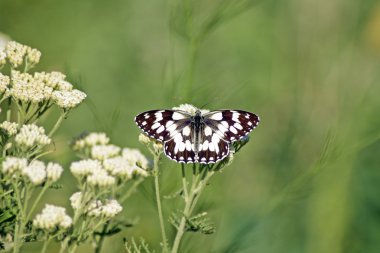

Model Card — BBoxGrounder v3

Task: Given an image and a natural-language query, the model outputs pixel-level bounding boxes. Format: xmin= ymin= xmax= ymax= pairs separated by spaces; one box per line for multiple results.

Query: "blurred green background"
xmin=1 ymin=0 xmax=380 ymax=252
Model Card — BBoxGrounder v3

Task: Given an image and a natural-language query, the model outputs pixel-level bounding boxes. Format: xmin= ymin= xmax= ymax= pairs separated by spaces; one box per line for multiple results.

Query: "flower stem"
xmin=48 ymin=111 xmax=68 ymax=138
xmin=153 ymin=155 xmax=169 ymax=253
xmin=26 ymin=183 xmax=49 ymax=221
xmin=41 ymin=237 xmax=51 ymax=253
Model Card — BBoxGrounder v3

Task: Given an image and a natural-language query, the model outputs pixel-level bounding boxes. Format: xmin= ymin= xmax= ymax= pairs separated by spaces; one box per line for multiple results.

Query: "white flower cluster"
xmin=0 ymin=73 xmax=10 ymax=92
xmin=0 ymin=41 xmax=87 ymax=108
xmin=10 ymin=70 xmax=53 ymax=103
xmin=33 ymin=204 xmax=72 ymax=230
xmin=2 ymin=41 xmax=41 ymax=68
xmin=26 ymin=47 xmax=41 ymax=65
xmin=22 ymin=160 xmax=46 ymax=185
xmin=91 ymin=144 xmax=121 ymax=160
xmin=22 ymin=160 xmax=63 ymax=185
xmin=1 ymin=156 xmax=27 ymax=174
xmin=70 ymin=159 xmax=102 ymax=177
xmin=87 ymin=169 xmax=116 ymax=187
xmin=70 ymin=192 xmax=122 ymax=218
xmin=122 ymin=148 xmax=150 ymax=169
xmin=172 ymin=104 xmax=210 ymax=115
xmin=103 ymin=155 xmax=148 ymax=178
xmin=70 ymin=133 xmax=150 ymax=186
xmin=1 ymin=157 xmax=63 ymax=184
xmin=71 ymin=132 xmax=110 ymax=151
xmin=70 ymin=159 xmax=116 ymax=187
xmin=15 ymin=124 xmax=51 ymax=148
xmin=52 ymin=89 xmax=86 ymax=109
xmin=5 ymin=41 xmax=28 ymax=68
xmin=0 ymin=49 xmax=6 ymax=67
xmin=0 ymin=121 xmax=19 ymax=136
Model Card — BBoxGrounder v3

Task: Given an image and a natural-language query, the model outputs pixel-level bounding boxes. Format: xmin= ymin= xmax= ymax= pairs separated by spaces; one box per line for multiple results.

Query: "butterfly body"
xmin=135 ymin=108 xmax=259 ymax=164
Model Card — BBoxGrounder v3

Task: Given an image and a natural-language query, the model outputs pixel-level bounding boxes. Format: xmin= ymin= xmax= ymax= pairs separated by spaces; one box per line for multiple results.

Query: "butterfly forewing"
xmin=203 ymin=110 xmax=259 ymax=142
xmin=135 ymin=110 xmax=191 ymax=142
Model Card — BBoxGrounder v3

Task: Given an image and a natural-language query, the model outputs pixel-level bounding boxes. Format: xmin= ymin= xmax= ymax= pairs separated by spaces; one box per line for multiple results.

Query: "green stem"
xmin=94 ymin=222 xmax=109 ymax=253
xmin=171 ymin=165 xmax=202 ymax=253
xmin=119 ymin=177 xmax=144 ymax=203
xmin=41 ymin=237 xmax=52 ymax=253
xmin=153 ymin=155 xmax=169 ymax=253
xmin=181 ymin=164 xmax=188 ymax=200
xmin=26 ymin=183 xmax=49 ymax=221
xmin=48 ymin=111 xmax=68 ymax=138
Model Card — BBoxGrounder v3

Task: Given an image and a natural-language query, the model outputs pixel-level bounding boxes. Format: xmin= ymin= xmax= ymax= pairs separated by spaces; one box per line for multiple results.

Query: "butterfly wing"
xmin=135 ymin=110 xmax=191 ymax=142
xmin=163 ymin=125 xmax=197 ymax=163
xmin=203 ymin=110 xmax=259 ymax=142
xmin=197 ymin=127 xmax=230 ymax=164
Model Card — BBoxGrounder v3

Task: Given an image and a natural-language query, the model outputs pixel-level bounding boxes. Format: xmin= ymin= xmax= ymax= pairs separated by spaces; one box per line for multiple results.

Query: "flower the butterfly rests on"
xmin=135 ymin=104 xmax=260 ymax=164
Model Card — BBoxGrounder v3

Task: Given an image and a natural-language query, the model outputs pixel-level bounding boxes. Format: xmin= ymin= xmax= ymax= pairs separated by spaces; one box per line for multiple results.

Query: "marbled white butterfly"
xmin=135 ymin=108 xmax=259 ymax=164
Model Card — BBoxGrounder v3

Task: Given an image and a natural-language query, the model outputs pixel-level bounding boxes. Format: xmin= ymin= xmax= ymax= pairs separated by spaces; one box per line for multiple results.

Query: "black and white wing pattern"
xmin=203 ymin=110 xmax=259 ymax=142
xmin=197 ymin=125 xmax=230 ymax=164
xmin=134 ymin=110 xmax=191 ymax=142
xmin=135 ymin=109 xmax=260 ymax=164
xmin=196 ymin=110 xmax=259 ymax=163
xmin=163 ymin=127 xmax=197 ymax=163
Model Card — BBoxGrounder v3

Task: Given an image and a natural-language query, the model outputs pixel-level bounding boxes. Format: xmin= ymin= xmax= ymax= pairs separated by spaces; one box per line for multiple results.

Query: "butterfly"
xmin=135 ymin=108 xmax=260 ymax=164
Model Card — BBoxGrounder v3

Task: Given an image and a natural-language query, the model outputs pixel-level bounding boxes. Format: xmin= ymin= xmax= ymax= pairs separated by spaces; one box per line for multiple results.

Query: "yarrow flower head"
xmin=100 ymin=199 xmax=123 ymax=218
xmin=85 ymin=199 xmax=122 ymax=218
xmin=46 ymin=162 xmax=63 ymax=182
xmin=122 ymin=148 xmax=150 ymax=169
xmin=91 ymin=144 xmax=121 ymax=160
xmin=22 ymin=160 xmax=46 ymax=185
xmin=33 ymin=204 xmax=72 ymax=230
xmin=26 ymin=47 xmax=41 ymax=65
xmin=52 ymin=89 xmax=86 ymax=110
xmin=70 ymin=159 xmax=102 ymax=177
xmin=71 ymin=132 xmax=110 ymax=151
xmin=86 ymin=169 xmax=116 ymax=187
xmin=69 ymin=192 xmax=83 ymax=210
xmin=0 ymin=73 xmax=10 ymax=92
xmin=5 ymin=41 xmax=27 ymax=68
xmin=0 ymin=121 xmax=18 ymax=136
xmin=172 ymin=104 xmax=209 ymax=115
xmin=15 ymin=124 xmax=51 ymax=148
xmin=0 ymin=49 xmax=6 ymax=67
xmin=103 ymin=156 xmax=148 ymax=178
xmin=2 ymin=157 xmax=27 ymax=174
xmin=10 ymin=70 xmax=53 ymax=103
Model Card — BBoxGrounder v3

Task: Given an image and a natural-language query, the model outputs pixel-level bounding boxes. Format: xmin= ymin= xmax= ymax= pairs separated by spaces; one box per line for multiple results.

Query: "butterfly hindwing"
xmin=203 ymin=110 xmax=259 ymax=142
xmin=135 ymin=110 xmax=191 ymax=142
xmin=164 ymin=125 xmax=197 ymax=163
xmin=197 ymin=127 xmax=230 ymax=164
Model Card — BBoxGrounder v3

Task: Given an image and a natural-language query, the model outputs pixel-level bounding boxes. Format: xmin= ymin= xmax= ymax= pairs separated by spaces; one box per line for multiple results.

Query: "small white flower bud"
xmin=0 ymin=121 xmax=18 ymax=136
xmin=69 ymin=192 xmax=83 ymax=210
xmin=70 ymin=159 xmax=102 ymax=177
xmin=52 ymin=89 xmax=86 ymax=109
xmin=26 ymin=47 xmax=41 ymax=65
xmin=0 ymin=73 xmax=10 ymax=93
xmin=122 ymin=148 xmax=150 ymax=169
xmin=86 ymin=169 xmax=116 ymax=187
xmin=138 ymin=133 xmax=151 ymax=145
xmin=15 ymin=124 xmax=51 ymax=148
xmin=2 ymin=157 xmax=27 ymax=174
xmin=33 ymin=204 xmax=72 ymax=230
xmin=5 ymin=41 xmax=27 ymax=68
xmin=22 ymin=160 xmax=46 ymax=185
xmin=101 ymin=199 xmax=122 ymax=218
xmin=91 ymin=144 xmax=121 ymax=160
xmin=46 ymin=162 xmax=63 ymax=182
